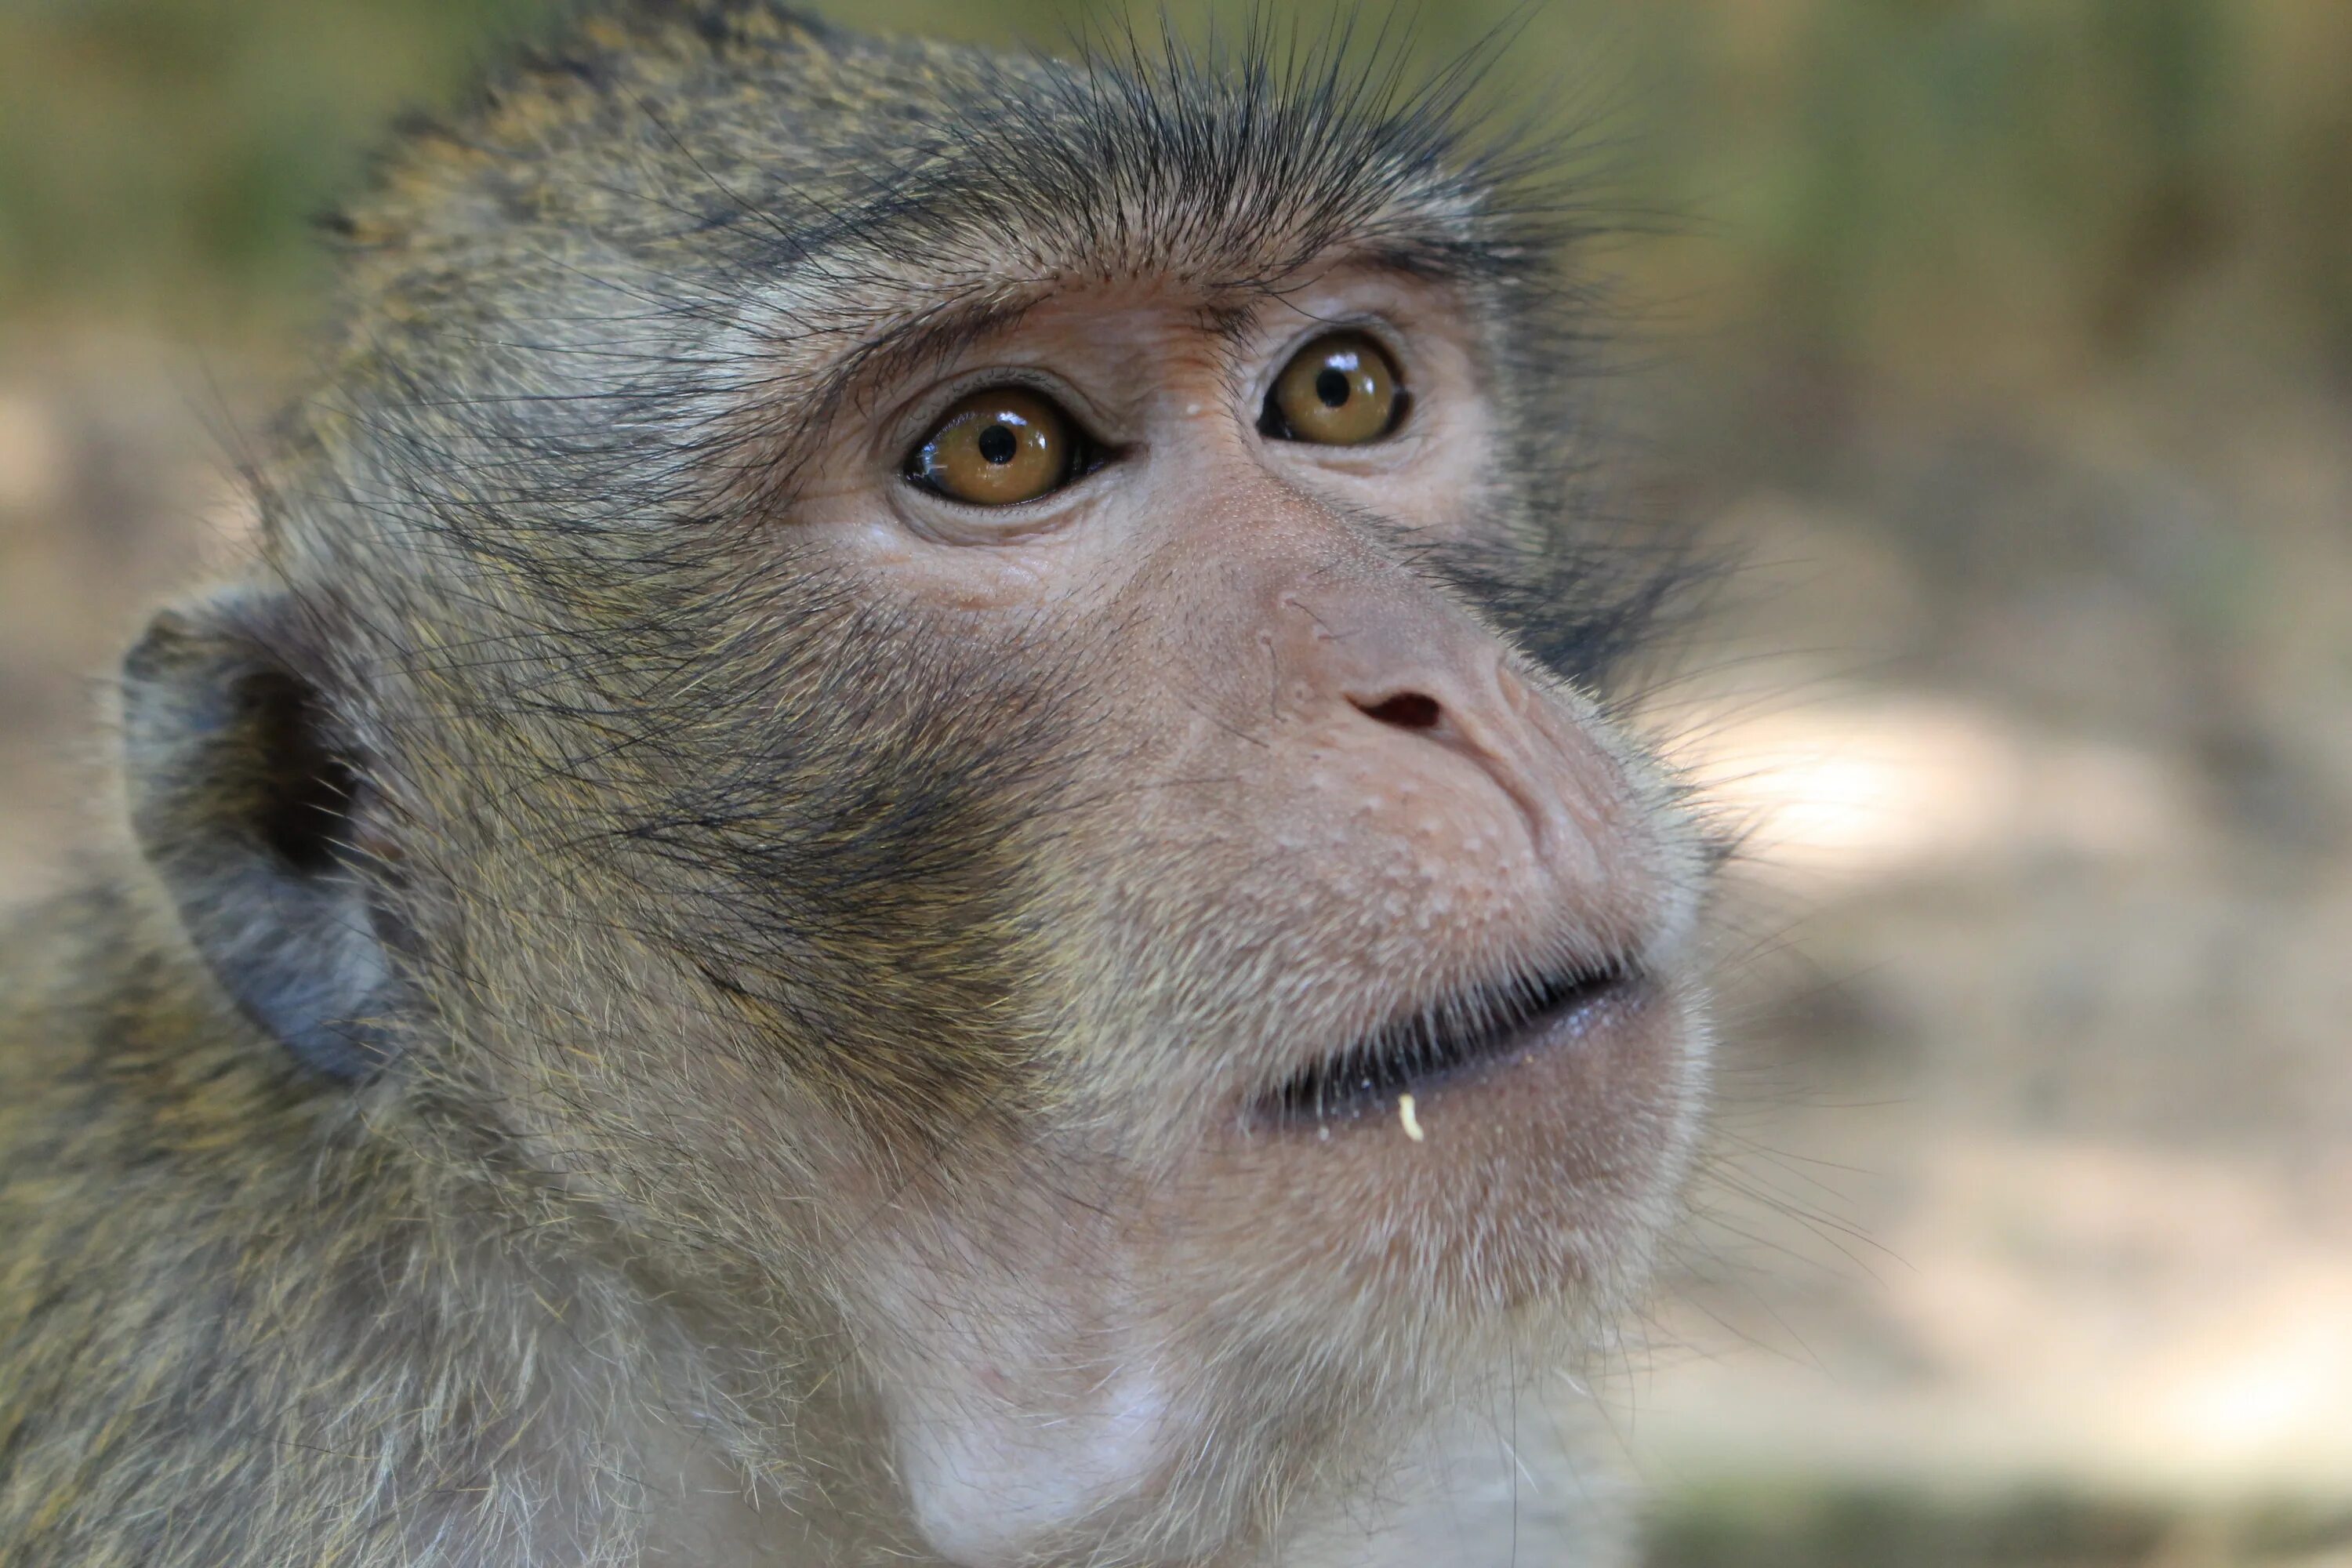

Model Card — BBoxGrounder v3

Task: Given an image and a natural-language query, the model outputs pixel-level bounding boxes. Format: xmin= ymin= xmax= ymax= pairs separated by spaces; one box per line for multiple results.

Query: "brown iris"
xmin=908 ymin=387 xmax=1081 ymax=506
xmin=1265 ymin=332 xmax=1405 ymax=445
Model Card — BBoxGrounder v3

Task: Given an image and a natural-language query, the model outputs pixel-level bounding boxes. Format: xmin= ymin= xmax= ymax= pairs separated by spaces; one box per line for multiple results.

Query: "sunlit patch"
xmin=1673 ymin=696 xmax=2190 ymax=882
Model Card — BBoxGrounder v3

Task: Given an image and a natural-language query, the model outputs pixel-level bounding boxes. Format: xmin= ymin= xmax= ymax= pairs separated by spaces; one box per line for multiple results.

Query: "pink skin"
xmin=732 ymin=266 xmax=1708 ymax=1564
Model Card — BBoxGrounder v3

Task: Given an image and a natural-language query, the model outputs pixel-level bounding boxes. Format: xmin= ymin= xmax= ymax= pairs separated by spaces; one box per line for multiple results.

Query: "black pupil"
xmin=976 ymin=423 xmax=1018 ymax=465
xmin=1315 ymin=366 xmax=1352 ymax=408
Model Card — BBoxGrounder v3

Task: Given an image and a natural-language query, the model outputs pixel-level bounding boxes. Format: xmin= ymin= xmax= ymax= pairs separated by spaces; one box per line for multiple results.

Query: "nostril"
xmin=1353 ymin=691 xmax=1443 ymax=732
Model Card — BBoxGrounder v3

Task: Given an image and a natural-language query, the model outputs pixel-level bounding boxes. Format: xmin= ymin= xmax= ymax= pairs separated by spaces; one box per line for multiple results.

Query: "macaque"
xmin=0 ymin=5 xmax=1713 ymax=1563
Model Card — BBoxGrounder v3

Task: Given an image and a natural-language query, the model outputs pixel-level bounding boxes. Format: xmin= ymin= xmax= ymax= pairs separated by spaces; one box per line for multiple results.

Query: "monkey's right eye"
xmin=905 ymin=387 xmax=1091 ymax=506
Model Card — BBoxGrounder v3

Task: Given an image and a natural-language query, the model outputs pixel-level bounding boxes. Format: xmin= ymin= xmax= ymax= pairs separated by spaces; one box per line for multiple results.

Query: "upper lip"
xmin=1256 ymin=959 xmax=1642 ymax=1124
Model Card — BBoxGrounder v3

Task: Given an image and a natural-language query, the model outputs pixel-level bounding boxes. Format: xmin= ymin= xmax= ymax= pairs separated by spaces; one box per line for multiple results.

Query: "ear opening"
xmin=237 ymin=667 xmax=361 ymax=875
xmin=122 ymin=591 xmax=402 ymax=1081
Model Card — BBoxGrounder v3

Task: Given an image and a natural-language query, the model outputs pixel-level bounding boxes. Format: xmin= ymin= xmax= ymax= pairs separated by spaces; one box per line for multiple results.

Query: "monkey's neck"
xmin=1 ymin=877 xmax=1401 ymax=1566
xmin=0 ymin=878 xmax=859 ymax=1565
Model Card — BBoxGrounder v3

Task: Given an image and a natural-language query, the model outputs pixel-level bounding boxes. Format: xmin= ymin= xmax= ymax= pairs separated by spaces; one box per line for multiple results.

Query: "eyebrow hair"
xmin=736 ymin=285 xmax=1051 ymax=503
xmin=810 ymin=289 xmax=1051 ymax=426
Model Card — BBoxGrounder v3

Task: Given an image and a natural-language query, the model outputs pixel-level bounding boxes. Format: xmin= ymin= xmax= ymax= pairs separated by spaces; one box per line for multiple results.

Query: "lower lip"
xmin=1180 ymin=974 xmax=1691 ymax=1304
xmin=1249 ymin=971 xmax=1657 ymax=1134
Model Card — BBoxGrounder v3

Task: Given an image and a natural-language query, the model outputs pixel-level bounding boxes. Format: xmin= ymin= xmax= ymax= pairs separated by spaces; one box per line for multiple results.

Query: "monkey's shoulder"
xmin=0 ymin=877 xmax=608 ymax=1567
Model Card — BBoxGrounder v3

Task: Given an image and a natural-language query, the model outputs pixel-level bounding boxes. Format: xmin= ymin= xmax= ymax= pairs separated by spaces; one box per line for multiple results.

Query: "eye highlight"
xmin=1262 ymin=332 xmax=1406 ymax=446
xmin=906 ymin=387 xmax=1091 ymax=507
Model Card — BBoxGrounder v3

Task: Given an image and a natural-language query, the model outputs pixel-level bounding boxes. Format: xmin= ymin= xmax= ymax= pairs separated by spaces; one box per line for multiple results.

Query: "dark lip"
xmin=1255 ymin=960 xmax=1643 ymax=1126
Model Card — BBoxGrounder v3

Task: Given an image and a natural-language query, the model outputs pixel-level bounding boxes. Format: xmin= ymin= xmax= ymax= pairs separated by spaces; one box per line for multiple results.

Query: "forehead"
xmin=291 ymin=7 xmax=1564 ymax=561
xmin=337 ymin=10 xmax=1523 ymax=325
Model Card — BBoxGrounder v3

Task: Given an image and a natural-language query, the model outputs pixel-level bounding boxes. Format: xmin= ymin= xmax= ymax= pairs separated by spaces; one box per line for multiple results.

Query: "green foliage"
xmin=2 ymin=0 xmax=2346 ymax=375
xmin=0 ymin=0 xmax=544 ymax=324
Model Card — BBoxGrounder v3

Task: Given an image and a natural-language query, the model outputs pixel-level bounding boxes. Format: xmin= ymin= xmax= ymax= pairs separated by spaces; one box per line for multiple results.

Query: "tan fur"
xmin=0 ymin=6 xmax=1714 ymax=1563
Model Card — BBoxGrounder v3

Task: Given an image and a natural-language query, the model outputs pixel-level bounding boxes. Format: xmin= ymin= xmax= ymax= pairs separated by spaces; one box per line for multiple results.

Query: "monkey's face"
xmin=607 ymin=257 xmax=1716 ymax=1451
xmin=775 ymin=265 xmax=1706 ymax=1285
xmin=125 ymin=35 xmax=1719 ymax=1559
xmin=314 ymin=255 xmax=1706 ymax=1555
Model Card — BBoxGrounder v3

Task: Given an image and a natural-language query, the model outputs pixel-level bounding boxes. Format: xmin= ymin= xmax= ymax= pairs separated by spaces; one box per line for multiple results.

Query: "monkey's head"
xmin=119 ymin=7 xmax=1712 ymax=1563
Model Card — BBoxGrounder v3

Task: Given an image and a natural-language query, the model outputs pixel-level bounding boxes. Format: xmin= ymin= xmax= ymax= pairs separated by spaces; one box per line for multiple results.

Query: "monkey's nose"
xmin=1342 ymin=683 xmax=1510 ymax=787
xmin=1341 ymin=666 xmax=1562 ymax=851
xmin=1279 ymin=588 xmax=1628 ymax=877
xmin=1278 ymin=591 xmax=1482 ymax=739
xmin=1348 ymin=689 xmax=1444 ymax=733
xmin=1345 ymin=681 xmax=1516 ymax=803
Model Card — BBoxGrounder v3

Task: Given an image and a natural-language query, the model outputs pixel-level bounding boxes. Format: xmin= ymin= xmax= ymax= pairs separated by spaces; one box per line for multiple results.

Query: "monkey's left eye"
xmin=1261 ymin=332 xmax=1407 ymax=446
xmin=906 ymin=387 xmax=1094 ymax=506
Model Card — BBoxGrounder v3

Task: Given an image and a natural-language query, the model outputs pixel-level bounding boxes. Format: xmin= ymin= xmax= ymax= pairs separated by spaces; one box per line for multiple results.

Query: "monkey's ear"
xmin=122 ymin=592 xmax=403 ymax=1081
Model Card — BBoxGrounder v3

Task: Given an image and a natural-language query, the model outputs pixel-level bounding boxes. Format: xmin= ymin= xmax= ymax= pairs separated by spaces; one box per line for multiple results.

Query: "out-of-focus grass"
xmin=1648 ymin=1485 xmax=2352 ymax=1568
xmin=3 ymin=0 xmax=2350 ymax=386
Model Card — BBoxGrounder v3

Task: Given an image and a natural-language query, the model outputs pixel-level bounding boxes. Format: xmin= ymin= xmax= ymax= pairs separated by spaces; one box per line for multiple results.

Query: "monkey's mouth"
xmin=1258 ymin=962 xmax=1643 ymax=1125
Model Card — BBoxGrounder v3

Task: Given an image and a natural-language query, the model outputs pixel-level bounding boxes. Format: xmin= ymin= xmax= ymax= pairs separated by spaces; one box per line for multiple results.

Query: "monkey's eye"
xmin=906 ymin=387 xmax=1091 ymax=506
xmin=1261 ymin=332 xmax=1406 ymax=446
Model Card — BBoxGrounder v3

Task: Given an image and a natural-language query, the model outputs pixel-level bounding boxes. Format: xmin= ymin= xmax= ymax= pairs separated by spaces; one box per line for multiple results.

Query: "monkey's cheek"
xmin=1181 ymin=978 xmax=1702 ymax=1313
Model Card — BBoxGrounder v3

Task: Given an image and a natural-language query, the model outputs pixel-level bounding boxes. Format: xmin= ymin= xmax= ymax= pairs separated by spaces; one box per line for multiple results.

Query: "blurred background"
xmin=1 ymin=2 xmax=2347 ymax=1563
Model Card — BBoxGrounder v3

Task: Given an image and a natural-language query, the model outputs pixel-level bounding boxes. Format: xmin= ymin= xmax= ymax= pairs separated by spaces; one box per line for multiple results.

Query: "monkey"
xmin=0 ymin=4 xmax=1718 ymax=1564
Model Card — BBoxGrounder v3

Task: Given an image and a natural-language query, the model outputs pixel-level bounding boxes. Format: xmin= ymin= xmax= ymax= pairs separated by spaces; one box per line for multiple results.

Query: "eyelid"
xmin=886 ymin=367 xmax=1115 ymax=463
xmin=891 ymin=454 xmax=1100 ymax=540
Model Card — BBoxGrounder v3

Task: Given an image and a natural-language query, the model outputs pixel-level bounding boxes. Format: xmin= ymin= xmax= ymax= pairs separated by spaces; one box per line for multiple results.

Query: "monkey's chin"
xmin=1189 ymin=966 xmax=1699 ymax=1314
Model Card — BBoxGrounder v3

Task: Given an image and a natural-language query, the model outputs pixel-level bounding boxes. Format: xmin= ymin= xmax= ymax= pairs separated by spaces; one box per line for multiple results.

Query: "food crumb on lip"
xmin=1398 ymin=1093 xmax=1425 ymax=1142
